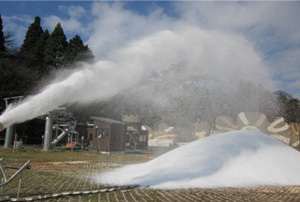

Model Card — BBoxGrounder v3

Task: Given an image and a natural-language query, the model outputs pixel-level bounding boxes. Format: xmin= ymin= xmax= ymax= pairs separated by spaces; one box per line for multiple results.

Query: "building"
xmin=89 ymin=116 xmax=148 ymax=152
xmin=90 ymin=117 xmax=127 ymax=152
xmin=122 ymin=114 xmax=148 ymax=150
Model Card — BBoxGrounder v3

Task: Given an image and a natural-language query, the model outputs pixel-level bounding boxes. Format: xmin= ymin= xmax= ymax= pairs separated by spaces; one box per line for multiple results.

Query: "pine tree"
xmin=32 ymin=30 xmax=49 ymax=66
xmin=0 ymin=14 xmax=6 ymax=53
xmin=44 ymin=23 xmax=68 ymax=68
xmin=20 ymin=16 xmax=44 ymax=57
xmin=4 ymin=31 xmax=16 ymax=54
xmin=64 ymin=34 xmax=94 ymax=65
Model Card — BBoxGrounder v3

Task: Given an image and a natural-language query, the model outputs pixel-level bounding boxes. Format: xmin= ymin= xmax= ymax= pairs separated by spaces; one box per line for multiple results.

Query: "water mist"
xmin=0 ymin=26 xmax=274 ymax=130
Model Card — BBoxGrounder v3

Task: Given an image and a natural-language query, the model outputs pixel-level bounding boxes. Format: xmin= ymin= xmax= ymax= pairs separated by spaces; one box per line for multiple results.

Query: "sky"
xmin=0 ymin=1 xmax=300 ymax=98
xmin=94 ymin=130 xmax=300 ymax=188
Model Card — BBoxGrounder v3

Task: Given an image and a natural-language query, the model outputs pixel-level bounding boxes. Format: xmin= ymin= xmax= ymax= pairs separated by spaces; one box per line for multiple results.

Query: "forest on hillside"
xmin=0 ymin=16 xmax=94 ymax=99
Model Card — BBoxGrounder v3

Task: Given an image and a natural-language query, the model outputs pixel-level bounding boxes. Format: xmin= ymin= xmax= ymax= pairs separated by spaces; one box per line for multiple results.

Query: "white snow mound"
xmin=93 ymin=130 xmax=300 ymax=189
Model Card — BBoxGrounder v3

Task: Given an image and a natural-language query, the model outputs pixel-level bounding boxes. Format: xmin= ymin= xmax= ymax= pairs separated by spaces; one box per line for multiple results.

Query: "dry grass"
xmin=1 ymin=147 xmax=300 ymax=201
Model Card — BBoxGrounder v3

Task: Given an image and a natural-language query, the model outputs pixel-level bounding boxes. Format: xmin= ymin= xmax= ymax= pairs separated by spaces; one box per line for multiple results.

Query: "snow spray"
xmin=0 ymin=27 xmax=273 ymax=131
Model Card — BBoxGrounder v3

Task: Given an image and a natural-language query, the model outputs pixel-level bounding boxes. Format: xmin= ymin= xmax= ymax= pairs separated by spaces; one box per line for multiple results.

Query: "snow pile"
xmin=94 ymin=130 xmax=300 ymax=189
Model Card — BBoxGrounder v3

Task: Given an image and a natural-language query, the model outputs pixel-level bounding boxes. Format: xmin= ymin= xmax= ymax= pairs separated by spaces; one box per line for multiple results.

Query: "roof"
xmin=90 ymin=116 xmax=126 ymax=125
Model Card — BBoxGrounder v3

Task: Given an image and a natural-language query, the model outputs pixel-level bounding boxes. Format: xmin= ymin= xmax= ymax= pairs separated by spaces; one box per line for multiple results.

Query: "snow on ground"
xmin=93 ymin=130 xmax=300 ymax=189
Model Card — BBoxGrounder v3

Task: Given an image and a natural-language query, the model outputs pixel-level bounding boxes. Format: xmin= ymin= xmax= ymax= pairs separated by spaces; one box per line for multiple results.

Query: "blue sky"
xmin=0 ymin=1 xmax=300 ymax=99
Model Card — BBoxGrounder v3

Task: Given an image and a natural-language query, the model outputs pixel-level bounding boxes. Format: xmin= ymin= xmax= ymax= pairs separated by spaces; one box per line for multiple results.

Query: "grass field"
xmin=1 ymin=147 xmax=300 ymax=201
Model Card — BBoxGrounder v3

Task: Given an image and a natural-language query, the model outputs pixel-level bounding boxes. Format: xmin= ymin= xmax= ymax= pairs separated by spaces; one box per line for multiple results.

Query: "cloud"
xmin=176 ymin=2 xmax=300 ymax=33
xmin=270 ymin=49 xmax=300 ymax=97
xmin=44 ymin=15 xmax=82 ymax=33
xmin=87 ymin=2 xmax=177 ymax=59
xmin=43 ymin=4 xmax=90 ymax=39
xmin=2 ymin=15 xmax=33 ymax=45
xmin=58 ymin=5 xmax=86 ymax=19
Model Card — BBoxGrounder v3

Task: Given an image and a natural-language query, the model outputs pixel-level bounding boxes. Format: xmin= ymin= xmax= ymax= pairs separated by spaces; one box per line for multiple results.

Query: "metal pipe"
xmin=43 ymin=115 xmax=53 ymax=151
xmin=0 ymin=160 xmax=30 ymax=187
xmin=17 ymin=171 xmax=22 ymax=198
xmin=0 ymin=158 xmax=7 ymax=182
xmin=51 ymin=130 xmax=67 ymax=146
xmin=4 ymin=126 xmax=13 ymax=148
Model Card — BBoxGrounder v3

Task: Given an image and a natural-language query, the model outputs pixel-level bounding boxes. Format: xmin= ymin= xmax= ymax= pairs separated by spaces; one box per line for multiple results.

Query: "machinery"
xmin=0 ymin=104 xmax=83 ymax=150
xmin=43 ymin=109 xmax=82 ymax=151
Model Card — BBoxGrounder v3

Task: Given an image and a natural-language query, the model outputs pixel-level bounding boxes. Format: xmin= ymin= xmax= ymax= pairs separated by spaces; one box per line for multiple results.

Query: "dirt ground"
xmin=1 ymin=147 xmax=300 ymax=201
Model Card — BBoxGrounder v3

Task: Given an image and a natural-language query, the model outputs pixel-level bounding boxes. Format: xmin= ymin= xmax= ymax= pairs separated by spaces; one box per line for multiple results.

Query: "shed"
xmin=90 ymin=117 xmax=127 ymax=152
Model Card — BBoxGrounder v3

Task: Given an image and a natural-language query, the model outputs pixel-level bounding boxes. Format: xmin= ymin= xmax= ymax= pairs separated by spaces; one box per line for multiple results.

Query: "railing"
xmin=0 ymin=158 xmax=31 ymax=199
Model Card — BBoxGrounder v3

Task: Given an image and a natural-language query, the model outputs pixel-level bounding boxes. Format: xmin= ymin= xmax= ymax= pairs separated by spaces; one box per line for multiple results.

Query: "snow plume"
xmin=94 ymin=130 xmax=300 ymax=188
xmin=0 ymin=27 xmax=274 ymax=128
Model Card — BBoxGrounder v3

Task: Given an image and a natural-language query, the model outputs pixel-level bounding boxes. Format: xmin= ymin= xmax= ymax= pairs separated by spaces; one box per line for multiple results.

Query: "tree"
xmin=274 ymin=90 xmax=300 ymax=124
xmin=44 ymin=23 xmax=68 ymax=68
xmin=64 ymin=34 xmax=94 ymax=66
xmin=32 ymin=30 xmax=49 ymax=67
xmin=285 ymin=98 xmax=300 ymax=123
xmin=20 ymin=16 xmax=44 ymax=57
xmin=0 ymin=14 xmax=6 ymax=53
xmin=4 ymin=31 xmax=17 ymax=54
